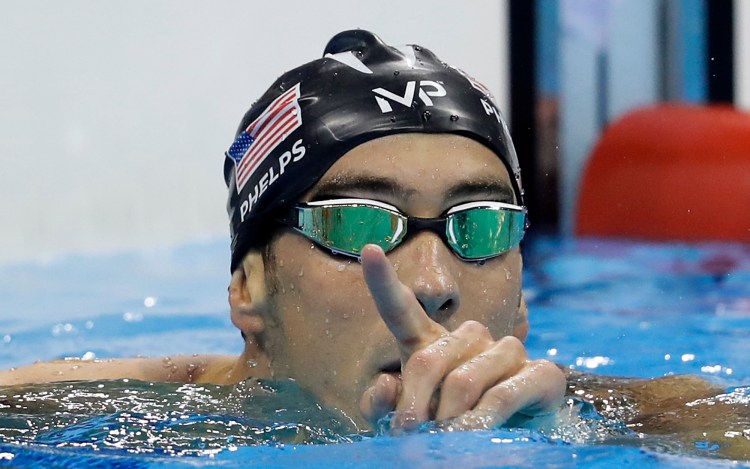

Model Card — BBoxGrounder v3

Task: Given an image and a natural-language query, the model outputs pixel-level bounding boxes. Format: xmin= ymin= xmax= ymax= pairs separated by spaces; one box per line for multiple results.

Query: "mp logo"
xmin=372 ymin=80 xmax=447 ymax=113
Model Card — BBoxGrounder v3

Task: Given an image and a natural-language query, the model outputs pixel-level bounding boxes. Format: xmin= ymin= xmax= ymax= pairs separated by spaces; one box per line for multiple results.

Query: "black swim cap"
xmin=224 ymin=29 xmax=522 ymax=271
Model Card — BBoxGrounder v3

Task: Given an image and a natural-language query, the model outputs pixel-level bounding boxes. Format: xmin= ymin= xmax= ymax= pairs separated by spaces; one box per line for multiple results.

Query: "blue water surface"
xmin=0 ymin=235 xmax=748 ymax=468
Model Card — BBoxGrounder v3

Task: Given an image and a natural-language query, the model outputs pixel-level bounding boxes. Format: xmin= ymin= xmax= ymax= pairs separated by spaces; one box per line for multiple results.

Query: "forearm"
xmin=0 ymin=355 xmax=229 ymax=386
xmin=565 ymin=369 xmax=749 ymax=459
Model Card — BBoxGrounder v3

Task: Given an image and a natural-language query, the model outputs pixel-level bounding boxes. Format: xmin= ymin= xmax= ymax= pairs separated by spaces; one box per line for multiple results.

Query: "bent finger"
xmin=397 ymin=321 xmax=493 ymax=423
xmin=359 ymin=372 xmax=401 ymax=426
xmin=435 ymin=335 xmax=527 ymax=421
xmin=452 ymin=359 xmax=566 ymax=429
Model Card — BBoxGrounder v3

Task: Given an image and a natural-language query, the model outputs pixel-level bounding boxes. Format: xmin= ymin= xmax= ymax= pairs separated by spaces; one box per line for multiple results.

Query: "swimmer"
xmin=1 ymin=31 xmax=747 ymax=452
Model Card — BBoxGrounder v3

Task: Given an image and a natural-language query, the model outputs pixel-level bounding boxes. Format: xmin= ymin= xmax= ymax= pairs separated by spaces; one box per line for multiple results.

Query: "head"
xmin=224 ymin=30 xmax=529 ymax=427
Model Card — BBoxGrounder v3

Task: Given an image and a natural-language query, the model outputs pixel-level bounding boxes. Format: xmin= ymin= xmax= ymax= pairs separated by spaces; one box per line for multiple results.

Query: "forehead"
xmin=307 ymin=133 xmax=514 ymax=207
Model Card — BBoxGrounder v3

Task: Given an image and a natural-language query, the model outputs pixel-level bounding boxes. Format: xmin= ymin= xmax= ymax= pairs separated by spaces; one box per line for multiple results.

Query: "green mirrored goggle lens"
xmin=296 ymin=204 xmax=405 ymax=256
xmin=446 ymin=206 xmax=526 ymax=260
xmin=288 ymin=199 xmax=526 ymax=261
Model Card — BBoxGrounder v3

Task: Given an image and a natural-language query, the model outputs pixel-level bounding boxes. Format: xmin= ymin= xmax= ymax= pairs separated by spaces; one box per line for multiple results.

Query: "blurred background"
xmin=1 ymin=0 xmax=748 ymax=266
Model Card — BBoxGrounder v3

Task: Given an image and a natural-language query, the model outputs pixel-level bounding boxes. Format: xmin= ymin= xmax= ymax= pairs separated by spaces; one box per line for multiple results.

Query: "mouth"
xmin=378 ymin=360 xmax=401 ymax=374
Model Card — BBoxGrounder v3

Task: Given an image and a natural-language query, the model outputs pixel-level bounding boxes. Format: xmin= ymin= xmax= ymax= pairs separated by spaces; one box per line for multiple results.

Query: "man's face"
xmin=257 ymin=133 xmax=523 ymax=426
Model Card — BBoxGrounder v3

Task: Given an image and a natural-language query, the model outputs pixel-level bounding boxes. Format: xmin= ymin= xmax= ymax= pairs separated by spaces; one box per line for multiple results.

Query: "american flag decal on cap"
xmin=452 ymin=67 xmax=494 ymax=100
xmin=226 ymin=83 xmax=302 ymax=192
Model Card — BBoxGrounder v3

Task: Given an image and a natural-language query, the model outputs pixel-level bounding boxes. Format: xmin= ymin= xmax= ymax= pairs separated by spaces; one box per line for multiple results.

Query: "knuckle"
xmin=497 ymin=335 xmax=527 ymax=359
xmin=483 ymin=383 xmax=514 ymax=409
xmin=444 ymin=366 xmax=477 ymax=395
xmin=459 ymin=320 xmax=491 ymax=338
xmin=528 ymin=358 xmax=559 ymax=374
xmin=454 ymin=320 xmax=493 ymax=346
xmin=404 ymin=348 xmax=443 ymax=379
xmin=530 ymin=359 xmax=567 ymax=388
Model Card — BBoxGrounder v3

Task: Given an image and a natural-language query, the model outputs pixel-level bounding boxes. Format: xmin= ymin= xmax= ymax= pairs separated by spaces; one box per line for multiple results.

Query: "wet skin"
xmin=228 ymin=133 xmax=566 ymax=429
xmin=1 ymin=134 xmax=748 ymax=458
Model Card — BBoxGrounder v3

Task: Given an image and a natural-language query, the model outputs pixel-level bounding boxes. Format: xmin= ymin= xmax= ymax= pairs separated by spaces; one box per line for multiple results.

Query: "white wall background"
xmin=559 ymin=0 xmax=661 ymax=235
xmin=0 ymin=1 xmax=509 ymax=265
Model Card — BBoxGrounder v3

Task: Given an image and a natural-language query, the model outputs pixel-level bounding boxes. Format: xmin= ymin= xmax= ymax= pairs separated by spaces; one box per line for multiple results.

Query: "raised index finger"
xmin=361 ymin=244 xmax=445 ymax=357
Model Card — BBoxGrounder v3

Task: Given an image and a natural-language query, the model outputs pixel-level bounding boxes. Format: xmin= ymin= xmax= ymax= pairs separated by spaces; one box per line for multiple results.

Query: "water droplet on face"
xmin=504 ymin=269 xmax=512 ymax=280
xmin=298 ymin=268 xmax=304 ymax=277
xmin=393 ymin=262 xmax=400 ymax=272
xmin=246 ymin=359 xmax=258 ymax=368
xmin=279 ymin=259 xmax=285 ymax=267
xmin=336 ymin=264 xmax=346 ymax=272
xmin=450 ymin=115 xmax=459 ymax=122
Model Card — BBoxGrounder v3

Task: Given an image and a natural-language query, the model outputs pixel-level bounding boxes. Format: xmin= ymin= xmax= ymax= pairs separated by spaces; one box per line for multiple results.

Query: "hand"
xmin=358 ymin=244 xmax=566 ymax=430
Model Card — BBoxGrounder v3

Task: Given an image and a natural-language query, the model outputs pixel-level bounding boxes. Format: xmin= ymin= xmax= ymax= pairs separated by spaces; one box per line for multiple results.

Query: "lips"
xmin=379 ymin=360 xmax=401 ymax=373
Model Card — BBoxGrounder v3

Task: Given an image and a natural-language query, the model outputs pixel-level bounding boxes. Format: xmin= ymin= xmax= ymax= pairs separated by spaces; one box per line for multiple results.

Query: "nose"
xmin=396 ymin=231 xmax=460 ymax=323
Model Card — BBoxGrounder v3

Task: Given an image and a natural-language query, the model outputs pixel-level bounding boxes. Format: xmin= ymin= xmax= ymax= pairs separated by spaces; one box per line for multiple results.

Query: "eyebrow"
xmin=310 ymin=174 xmax=515 ymax=205
xmin=445 ymin=178 xmax=516 ymax=204
xmin=309 ymin=175 xmax=417 ymax=201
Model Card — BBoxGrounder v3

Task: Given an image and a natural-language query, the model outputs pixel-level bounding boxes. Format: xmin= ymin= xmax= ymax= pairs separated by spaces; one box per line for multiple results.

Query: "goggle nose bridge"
xmin=401 ymin=216 xmax=451 ymax=245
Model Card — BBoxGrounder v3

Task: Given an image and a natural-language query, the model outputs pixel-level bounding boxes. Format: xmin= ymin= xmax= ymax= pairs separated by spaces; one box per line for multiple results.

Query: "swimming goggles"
xmin=276 ymin=198 xmax=527 ymax=261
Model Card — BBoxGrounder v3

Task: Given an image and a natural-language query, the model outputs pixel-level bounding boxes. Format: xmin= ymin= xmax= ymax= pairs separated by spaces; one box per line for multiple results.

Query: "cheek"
xmin=456 ymin=253 xmax=522 ymax=337
xmin=274 ymin=240 xmax=378 ymax=335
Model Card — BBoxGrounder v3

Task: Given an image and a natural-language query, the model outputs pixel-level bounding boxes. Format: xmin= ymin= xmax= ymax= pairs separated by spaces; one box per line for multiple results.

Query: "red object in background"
xmin=576 ymin=104 xmax=750 ymax=242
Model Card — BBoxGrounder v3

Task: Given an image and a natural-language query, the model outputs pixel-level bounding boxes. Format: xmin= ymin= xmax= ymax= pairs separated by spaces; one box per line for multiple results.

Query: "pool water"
xmin=0 ymin=235 xmax=748 ymax=468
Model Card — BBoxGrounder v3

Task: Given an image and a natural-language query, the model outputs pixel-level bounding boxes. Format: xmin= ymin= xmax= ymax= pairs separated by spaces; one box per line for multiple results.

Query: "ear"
xmin=512 ymin=291 xmax=530 ymax=342
xmin=229 ymin=251 xmax=272 ymax=336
